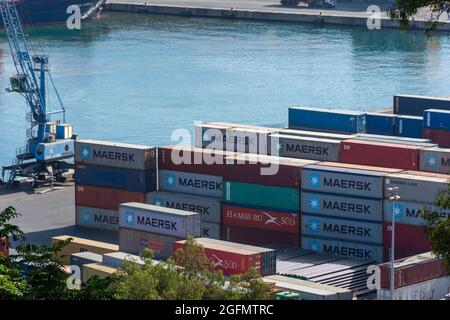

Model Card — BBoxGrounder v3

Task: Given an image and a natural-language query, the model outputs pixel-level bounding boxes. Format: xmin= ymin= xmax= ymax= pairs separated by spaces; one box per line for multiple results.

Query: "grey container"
xmin=301 ymin=165 xmax=386 ymax=199
xmin=119 ymin=202 xmax=201 ymax=238
xmin=301 ymin=214 xmax=383 ymax=244
xmin=353 ymin=136 xmax=437 ymax=148
xmin=419 ymin=148 xmax=450 ymax=174
xmin=300 ymin=191 xmax=383 ymax=222
xmin=383 ymin=200 xmax=450 ymax=226
xmin=279 ymin=128 xmax=355 ymax=141
xmin=224 ymin=127 xmax=279 ymax=154
xmin=76 ymin=206 xmax=119 ymax=231
xmin=75 ymin=139 xmax=156 ymax=170
xmin=158 ymin=169 xmax=223 ymax=198
xmin=384 ymin=172 xmax=449 ymax=203
xmin=102 ymin=252 xmax=145 ymax=268
xmin=146 ymin=191 xmax=222 ymax=224
xmin=70 ymin=251 xmax=103 ymax=281
xmin=268 ymin=134 xmax=340 ymax=162
xmin=195 ymin=123 xmax=232 ymax=150
xmin=119 ymin=227 xmax=181 ymax=260
xmin=301 ymin=236 xmax=383 ymax=262
xmin=201 ymin=222 xmax=221 ymax=239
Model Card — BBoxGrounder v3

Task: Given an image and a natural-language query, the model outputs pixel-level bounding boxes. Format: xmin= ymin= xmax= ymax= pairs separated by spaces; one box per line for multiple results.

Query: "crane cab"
xmin=9 ymin=73 xmax=28 ymax=92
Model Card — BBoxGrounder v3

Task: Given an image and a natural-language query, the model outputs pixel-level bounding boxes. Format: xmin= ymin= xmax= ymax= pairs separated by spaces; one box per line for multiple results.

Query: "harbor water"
xmin=2 ymin=12 xmax=450 ymax=167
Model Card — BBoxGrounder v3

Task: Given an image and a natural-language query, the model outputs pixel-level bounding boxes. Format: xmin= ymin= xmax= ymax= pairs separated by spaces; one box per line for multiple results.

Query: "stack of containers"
xmin=423 ymin=109 xmax=450 ymax=147
xmin=288 ymin=107 xmax=366 ymax=134
xmin=364 ymin=113 xmax=396 ymax=136
xmin=221 ymin=153 xmax=318 ymax=246
xmin=74 ymin=140 xmax=157 ymax=231
xmin=383 ymin=171 xmax=450 ymax=260
xmin=155 ymin=146 xmax=235 ymax=239
xmin=300 ymin=162 xmax=403 ymax=262
xmin=173 ymin=238 xmax=276 ymax=276
xmin=118 ymin=202 xmax=201 ymax=259
xmin=394 ymin=115 xmax=423 ymax=138
xmin=419 ymin=147 xmax=450 ymax=174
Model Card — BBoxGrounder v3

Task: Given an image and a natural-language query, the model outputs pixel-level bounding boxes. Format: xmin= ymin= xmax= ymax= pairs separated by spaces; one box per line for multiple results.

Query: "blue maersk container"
xmin=75 ymin=164 xmax=156 ymax=192
xmin=365 ymin=113 xmax=396 ymax=136
xmin=288 ymin=107 xmax=366 ymax=134
xmin=394 ymin=115 xmax=423 ymax=138
xmin=424 ymin=109 xmax=450 ymax=131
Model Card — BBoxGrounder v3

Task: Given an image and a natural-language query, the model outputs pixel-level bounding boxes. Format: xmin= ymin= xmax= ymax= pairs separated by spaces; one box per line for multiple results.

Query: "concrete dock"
xmin=105 ymin=0 xmax=450 ymax=31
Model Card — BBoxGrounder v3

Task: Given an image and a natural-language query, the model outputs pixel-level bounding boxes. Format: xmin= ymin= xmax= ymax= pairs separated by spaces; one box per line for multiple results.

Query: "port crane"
xmin=0 ymin=0 xmax=75 ymax=187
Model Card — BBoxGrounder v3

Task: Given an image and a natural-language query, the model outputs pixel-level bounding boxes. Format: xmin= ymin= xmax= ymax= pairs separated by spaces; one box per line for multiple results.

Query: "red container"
xmin=173 ymin=241 xmax=262 ymax=276
xmin=75 ymin=184 xmax=146 ymax=210
xmin=379 ymin=255 xmax=447 ymax=289
xmin=340 ymin=140 xmax=421 ymax=170
xmin=221 ymin=224 xmax=300 ymax=247
xmin=423 ymin=128 xmax=450 ymax=148
xmin=383 ymin=223 xmax=431 ymax=261
xmin=0 ymin=237 xmax=9 ymax=257
xmin=222 ymin=204 xmax=300 ymax=234
xmin=223 ymin=154 xmax=317 ymax=188
xmin=158 ymin=146 xmax=235 ymax=176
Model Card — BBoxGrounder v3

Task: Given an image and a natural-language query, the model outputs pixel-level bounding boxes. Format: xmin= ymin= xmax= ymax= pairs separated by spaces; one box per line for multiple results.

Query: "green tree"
xmin=390 ymin=0 xmax=450 ymax=30
xmin=0 ymin=206 xmax=25 ymax=249
xmin=0 ymin=254 xmax=27 ymax=299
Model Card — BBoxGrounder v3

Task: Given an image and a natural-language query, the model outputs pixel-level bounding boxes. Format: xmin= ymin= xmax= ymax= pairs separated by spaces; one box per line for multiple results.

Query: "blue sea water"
xmin=1 ymin=12 xmax=450 ymax=167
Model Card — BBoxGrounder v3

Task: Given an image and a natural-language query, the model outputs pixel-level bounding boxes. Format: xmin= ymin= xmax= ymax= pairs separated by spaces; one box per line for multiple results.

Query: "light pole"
xmin=387 ymin=186 xmax=400 ymax=301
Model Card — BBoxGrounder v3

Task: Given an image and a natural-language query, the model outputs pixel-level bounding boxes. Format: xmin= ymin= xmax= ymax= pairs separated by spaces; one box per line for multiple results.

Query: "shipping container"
xmin=379 ymin=252 xmax=448 ymax=289
xmin=75 ymin=206 xmax=119 ymax=231
xmin=70 ymin=251 xmax=103 ymax=281
xmin=301 ymin=236 xmax=383 ymax=262
xmin=263 ymin=275 xmax=352 ymax=300
xmin=301 ymin=164 xmax=388 ymax=199
xmin=224 ymin=127 xmax=279 ymax=154
xmin=52 ymin=236 xmax=119 ymax=265
xmin=75 ymin=164 xmax=157 ymax=193
xmin=393 ymin=94 xmax=450 ymax=116
xmin=222 ymin=204 xmax=300 ymax=234
xmin=340 ymin=140 xmax=421 ymax=170
xmin=383 ymin=200 xmax=450 ymax=226
xmin=119 ymin=202 xmax=201 ymax=238
xmin=75 ymin=139 xmax=156 ymax=170
xmin=0 ymin=237 xmax=8 ymax=257
xmin=312 ymin=161 xmax=404 ymax=174
xmin=301 ymin=214 xmax=383 ymax=244
xmin=288 ymin=107 xmax=366 ymax=134
xmin=56 ymin=124 xmax=73 ymax=139
xmin=158 ymin=146 xmax=235 ymax=176
xmin=365 ymin=112 xmax=396 ymax=136
xmin=119 ymin=227 xmax=182 ymax=259
xmin=377 ymin=276 xmax=450 ymax=300
xmin=75 ymin=185 xmax=146 ymax=211
xmin=419 ymin=147 xmax=450 ymax=174
xmin=424 ymin=109 xmax=450 ymax=131
xmin=423 ymin=128 xmax=450 ymax=148
xmin=224 ymin=153 xmax=317 ymax=188
xmin=269 ymin=134 xmax=341 ymax=162
xmin=194 ymin=122 xmax=234 ymax=150
xmin=201 ymin=222 xmax=221 ymax=239
xmin=278 ymin=128 xmax=355 ymax=140
xmin=384 ymin=171 xmax=449 ymax=203
xmin=223 ymin=181 xmax=300 ymax=212
xmin=300 ymin=192 xmax=383 ymax=222
xmin=82 ymin=263 xmax=117 ymax=282
xmin=221 ymin=224 xmax=300 ymax=247
xmin=356 ymin=133 xmax=431 ymax=144
xmin=353 ymin=135 xmax=437 ymax=148
xmin=383 ymin=223 xmax=431 ymax=261
xmin=395 ymin=115 xmax=423 ymax=138
xmin=207 ymin=122 xmax=278 ymax=130
xmin=102 ymin=252 xmax=146 ymax=268
xmin=146 ymin=191 xmax=222 ymax=224
xmin=158 ymin=170 xmax=222 ymax=198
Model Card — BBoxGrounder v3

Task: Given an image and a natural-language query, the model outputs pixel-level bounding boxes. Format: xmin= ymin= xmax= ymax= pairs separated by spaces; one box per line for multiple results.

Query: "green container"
xmin=275 ymin=291 xmax=299 ymax=300
xmin=223 ymin=181 xmax=300 ymax=212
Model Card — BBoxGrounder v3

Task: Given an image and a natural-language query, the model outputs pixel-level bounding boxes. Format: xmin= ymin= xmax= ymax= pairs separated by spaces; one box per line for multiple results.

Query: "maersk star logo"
xmin=308 ymin=174 xmax=321 ymax=188
xmin=427 ymin=155 xmax=439 ymax=168
xmin=80 ymin=146 xmax=90 ymax=159
xmin=81 ymin=209 xmax=92 ymax=224
xmin=125 ymin=211 xmax=135 ymax=225
xmin=307 ymin=219 xmax=320 ymax=233
xmin=308 ymin=196 xmax=320 ymax=211
xmin=152 ymin=198 xmax=163 ymax=206
xmin=392 ymin=204 xmax=403 ymax=219
xmin=165 ymin=174 xmax=177 ymax=188
xmin=276 ymin=142 xmax=283 ymax=151
xmin=307 ymin=240 xmax=321 ymax=252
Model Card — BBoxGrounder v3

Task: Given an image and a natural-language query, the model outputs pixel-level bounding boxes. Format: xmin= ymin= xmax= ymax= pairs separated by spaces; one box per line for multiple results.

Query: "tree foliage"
xmin=390 ymin=0 xmax=450 ymax=30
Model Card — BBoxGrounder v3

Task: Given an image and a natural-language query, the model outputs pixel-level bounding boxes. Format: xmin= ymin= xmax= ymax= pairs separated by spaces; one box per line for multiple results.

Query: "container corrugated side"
xmin=146 ymin=191 xmax=222 ymax=224
xmin=269 ymin=134 xmax=341 ymax=162
xmin=76 ymin=206 xmax=119 ymax=231
xmin=301 ymin=214 xmax=383 ymax=244
xmin=223 ymin=181 xmax=300 ymax=212
xmin=224 ymin=127 xmax=279 ymax=154
xmin=194 ymin=123 xmax=232 ymax=150
xmin=201 ymin=222 xmax=221 ymax=239
xmin=419 ymin=147 xmax=450 ymax=174
xmin=75 ymin=139 xmax=156 ymax=170
xmin=82 ymin=263 xmax=117 ymax=282
xmin=364 ymin=113 xmax=396 ymax=136
xmin=119 ymin=202 xmax=201 ymax=238
xmin=395 ymin=115 xmax=423 ymax=138
xmin=279 ymin=128 xmax=355 ymax=140
xmin=158 ymin=170 xmax=222 ymax=198
xmin=393 ymin=94 xmax=450 ymax=116
xmin=423 ymin=128 xmax=450 ymax=148
xmin=383 ymin=223 xmax=431 ymax=261
xmin=424 ymin=109 xmax=450 ymax=131
xmin=383 ymin=200 xmax=450 ymax=226
xmin=102 ymin=252 xmax=145 ymax=268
